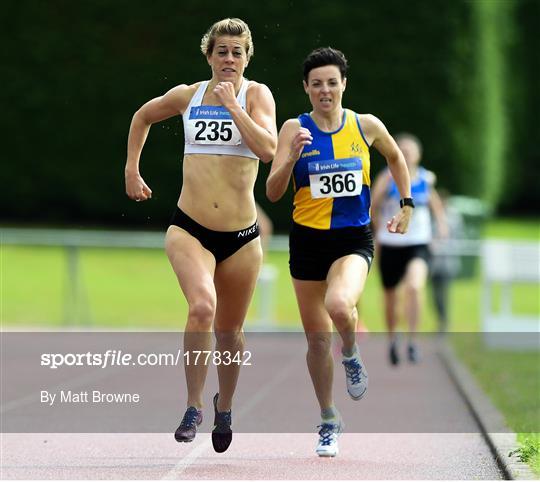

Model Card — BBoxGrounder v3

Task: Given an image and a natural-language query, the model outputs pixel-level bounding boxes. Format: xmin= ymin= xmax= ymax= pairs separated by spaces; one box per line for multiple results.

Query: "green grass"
xmin=452 ymin=335 xmax=539 ymax=433
xmin=2 ymin=246 xmax=536 ymax=331
xmin=1 ymin=245 xmax=445 ymax=330
xmin=452 ymin=334 xmax=540 ymax=475
xmin=1 ymin=217 xmax=538 ymax=330
xmin=513 ymin=434 xmax=540 ymax=473
xmin=458 ymin=217 xmax=539 ymax=475
xmin=484 ymin=217 xmax=539 ymax=240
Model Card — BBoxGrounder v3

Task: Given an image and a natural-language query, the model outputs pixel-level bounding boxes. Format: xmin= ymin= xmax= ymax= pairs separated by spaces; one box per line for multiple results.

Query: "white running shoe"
xmin=315 ymin=421 xmax=342 ymax=457
xmin=342 ymin=349 xmax=368 ymax=400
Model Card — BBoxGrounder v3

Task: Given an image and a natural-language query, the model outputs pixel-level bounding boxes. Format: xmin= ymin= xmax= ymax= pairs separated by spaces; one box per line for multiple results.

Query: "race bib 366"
xmin=308 ymin=157 xmax=363 ymax=199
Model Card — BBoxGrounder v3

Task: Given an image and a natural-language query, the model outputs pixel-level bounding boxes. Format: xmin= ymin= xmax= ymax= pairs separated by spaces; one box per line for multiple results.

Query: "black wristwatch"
xmin=400 ymin=197 xmax=415 ymax=208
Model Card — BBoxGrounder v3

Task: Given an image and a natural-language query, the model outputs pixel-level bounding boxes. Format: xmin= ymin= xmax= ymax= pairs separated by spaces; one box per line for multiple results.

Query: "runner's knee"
xmin=325 ymin=296 xmax=354 ymax=328
xmin=187 ymin=297 xmax=216 ymax=330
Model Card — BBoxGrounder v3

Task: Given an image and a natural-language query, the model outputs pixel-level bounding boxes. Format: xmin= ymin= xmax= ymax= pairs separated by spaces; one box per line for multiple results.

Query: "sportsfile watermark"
xmin=40 ymin=349 xmax=252 ymax=369
xmin=1 ymin=332 xmax=538 ymax=433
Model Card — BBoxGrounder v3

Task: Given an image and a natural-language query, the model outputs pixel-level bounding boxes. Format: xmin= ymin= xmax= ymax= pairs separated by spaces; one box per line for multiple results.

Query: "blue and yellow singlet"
xmin=292 ymin=109 xmax=371 ymax=230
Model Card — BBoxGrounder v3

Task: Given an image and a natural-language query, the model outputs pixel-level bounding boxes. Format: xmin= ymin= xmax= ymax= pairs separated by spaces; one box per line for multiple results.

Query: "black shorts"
xmin=378 ymin=244 xmax=431 ymax=289
xmin=289 ymin=222 xmax=374 ymax=281
xmin=169 ymin=207 xmax=259 ymax=263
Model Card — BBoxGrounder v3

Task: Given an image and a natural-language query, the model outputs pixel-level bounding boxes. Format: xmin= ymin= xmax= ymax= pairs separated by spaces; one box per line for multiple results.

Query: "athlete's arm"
xmin=213 ymin=81 xmax=277 ymax=163
xmin=125 ymin=84 xmax=192 ymax=201
xmin=360 ymin=114 xmax=412 ymax=234
xmin=369 ymin=170 xmax=391 ymax=233
xmin=429 ymin=185 xmax=449 ymax=239
xmin=266 ymin=119 xmax=312 ymax=202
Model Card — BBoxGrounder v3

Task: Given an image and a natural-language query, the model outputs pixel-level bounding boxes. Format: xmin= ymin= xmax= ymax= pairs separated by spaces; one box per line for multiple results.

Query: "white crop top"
xmin=182 ymin=79 xmax=258 ymax=159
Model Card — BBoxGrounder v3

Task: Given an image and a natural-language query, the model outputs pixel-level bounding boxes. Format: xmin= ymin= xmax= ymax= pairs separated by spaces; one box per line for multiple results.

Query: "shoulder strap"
xmin=188 ymin=81 xmax=209 ymax=108
xmin=237 ymin=78 xmax=249 ymax=108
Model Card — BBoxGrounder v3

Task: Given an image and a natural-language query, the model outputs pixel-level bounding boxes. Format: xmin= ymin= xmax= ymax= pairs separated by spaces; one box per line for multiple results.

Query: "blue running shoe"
xmin=211 ymin=393 xmax=232 ymax=453
xmin=316 ymin=421 xmax=342 ymax=457
xmin=342 ymin=350 xmax=368 ymax=400
xmin=174 ymin=406 xmax=202 ymax=443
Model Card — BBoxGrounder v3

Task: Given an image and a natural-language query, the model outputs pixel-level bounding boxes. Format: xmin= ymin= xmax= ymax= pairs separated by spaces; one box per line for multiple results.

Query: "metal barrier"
xmin=481 ymin=240 xmax=540 ymax=349
xmin=7 ymin=228 xmax=538 ymax=341
xmin=1 ymin=227 xmax=283 ymax=326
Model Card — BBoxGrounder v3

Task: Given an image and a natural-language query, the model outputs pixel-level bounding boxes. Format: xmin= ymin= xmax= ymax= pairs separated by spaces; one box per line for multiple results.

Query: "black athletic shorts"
xmin=289 ymin=222 xmax=374 ymax=281
xmin=378 ymin=244 xmax=431 ymax=289
xmin=169 ymin=207 xmax=259 ymax=263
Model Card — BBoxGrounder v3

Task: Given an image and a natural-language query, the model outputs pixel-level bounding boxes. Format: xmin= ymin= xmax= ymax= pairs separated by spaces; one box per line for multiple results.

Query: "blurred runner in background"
xmin=371 ymin=133 xmax=447 ymax=365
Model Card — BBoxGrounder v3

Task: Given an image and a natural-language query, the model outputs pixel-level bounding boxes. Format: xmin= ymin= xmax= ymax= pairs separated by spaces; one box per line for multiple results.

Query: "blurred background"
xmin=2 ymin=0 xmax=538 ymax=330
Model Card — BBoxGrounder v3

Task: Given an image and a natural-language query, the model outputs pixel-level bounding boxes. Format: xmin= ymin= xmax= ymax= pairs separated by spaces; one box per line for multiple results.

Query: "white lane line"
xmin=161 ymin=437 xmax=213 ymax=480
xmin=161 ymin=351 xmax=301 ymax=479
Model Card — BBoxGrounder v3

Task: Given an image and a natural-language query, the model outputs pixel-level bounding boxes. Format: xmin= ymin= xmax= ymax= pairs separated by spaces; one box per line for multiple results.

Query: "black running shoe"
xmin=408 ymin=343 xmax=421 ymax=363
xmin=211 ymin=393 xmax=232 ymax=453
xmin=389 ymin=341 xmax=400 ymax=366
xmin=174 ymin=406 xmax=202 ymax=443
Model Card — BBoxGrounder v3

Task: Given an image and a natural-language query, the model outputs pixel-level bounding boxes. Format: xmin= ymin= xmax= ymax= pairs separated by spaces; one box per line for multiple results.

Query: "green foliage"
xmin=3 ymin=0 xmax=538 ymax=229
xmin=510 ymin=434 xmax=539 ymax=465
xmin=500 ymin=0 xmax=540 ymax=214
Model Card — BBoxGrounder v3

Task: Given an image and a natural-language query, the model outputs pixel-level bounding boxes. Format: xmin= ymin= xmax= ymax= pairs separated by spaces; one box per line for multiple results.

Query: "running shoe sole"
xmin=211 ymin=393 xmax=232 ymax=453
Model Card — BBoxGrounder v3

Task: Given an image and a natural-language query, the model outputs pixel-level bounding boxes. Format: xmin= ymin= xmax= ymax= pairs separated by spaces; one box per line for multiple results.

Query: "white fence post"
xmin=481 ymin=240 xmax=540 ymax=349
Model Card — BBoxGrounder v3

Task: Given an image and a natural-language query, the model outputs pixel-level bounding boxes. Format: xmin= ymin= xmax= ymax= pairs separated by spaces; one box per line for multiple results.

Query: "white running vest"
xmin=376 ymin=168 xmax=433 ymax=246
xmin=182 ymin=79 xmax=257 ymax=159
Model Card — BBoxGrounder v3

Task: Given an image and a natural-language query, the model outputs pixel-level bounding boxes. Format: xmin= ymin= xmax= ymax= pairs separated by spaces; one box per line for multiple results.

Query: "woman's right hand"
xmin=125 ymin=169 xmax=152 ymax=202
xmin=288 ymin=127 xmax=312 ymax=163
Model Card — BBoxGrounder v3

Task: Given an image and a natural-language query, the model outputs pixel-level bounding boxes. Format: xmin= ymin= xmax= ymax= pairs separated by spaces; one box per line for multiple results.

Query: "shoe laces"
xmin=342 ymin=358 xmax=362 ymax=385
xmin=180 ymin=407 xmax=200 ymax=429
xmin=317 ymin=423 xmax=338 ymax=446
xmin=215 ymin=410 xmax=232 ymax=428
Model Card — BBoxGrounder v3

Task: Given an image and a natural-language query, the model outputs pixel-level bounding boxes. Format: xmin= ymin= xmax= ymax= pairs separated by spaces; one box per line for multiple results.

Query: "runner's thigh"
xmin=326 ymin=254 xmax=369 ymax=306
xmin=292 ymin=279 xmax=332 ymax=333
xmin=213 ymin=238 xmax=263 ymax=331
xmin=165 ymin=225 xmax=216 ymax=305
xmin=403 ymin=257 xmax=429 ymax=290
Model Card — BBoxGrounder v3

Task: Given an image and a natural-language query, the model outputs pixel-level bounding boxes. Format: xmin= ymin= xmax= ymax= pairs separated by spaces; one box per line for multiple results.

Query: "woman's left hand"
xmin=213 ymin=82 xmax=238 ymax=110
xmin=386 ymin=206 xmax=413 ymax=234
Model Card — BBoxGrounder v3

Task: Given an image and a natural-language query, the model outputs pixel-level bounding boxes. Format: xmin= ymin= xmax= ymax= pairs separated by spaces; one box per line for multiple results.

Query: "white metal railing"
xmin=2 ymin=227 xmax=510 ymax=331
xmin=1 ymin=227 xmax=283 ymax=326
xmin=481 ymin=240 xmax=540 ymax=349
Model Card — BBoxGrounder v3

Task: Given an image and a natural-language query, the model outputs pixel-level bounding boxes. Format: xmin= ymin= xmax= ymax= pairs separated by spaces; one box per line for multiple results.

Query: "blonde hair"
xmin=200 ymin=18 xmax=254 ymax=61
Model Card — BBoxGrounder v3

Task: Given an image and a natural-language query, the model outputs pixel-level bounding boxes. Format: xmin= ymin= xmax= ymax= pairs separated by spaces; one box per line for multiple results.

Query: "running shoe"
xmin=211 ymin=393 xmax=232 ymax=453
xmin=315 ymin=420 xmax=342 ymax=457
xmin=408 ymin=342 xmax=421 ymax=363
xmin=174 ymin=406 xmax=202 ymax=443
xmin=389 ymin=341 xmax=400 ymax=366
xmin=342 ymin=349 xmax=368 ymax=400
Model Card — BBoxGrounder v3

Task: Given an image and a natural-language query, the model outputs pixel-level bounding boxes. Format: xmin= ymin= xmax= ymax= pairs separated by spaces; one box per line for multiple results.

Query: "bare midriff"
xmin=178 ymin=153 xmax=259 ymax=231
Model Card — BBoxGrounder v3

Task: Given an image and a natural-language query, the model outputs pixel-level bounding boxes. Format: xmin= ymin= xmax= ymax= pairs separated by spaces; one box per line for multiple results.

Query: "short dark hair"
xmin=303 ymin=47 xmax=348 ymax=82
